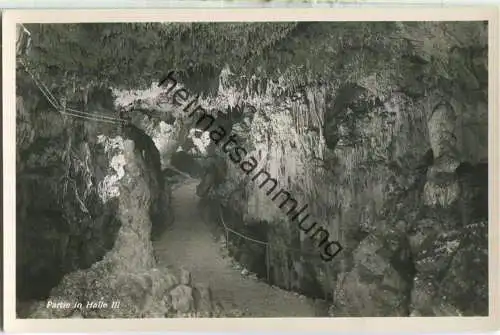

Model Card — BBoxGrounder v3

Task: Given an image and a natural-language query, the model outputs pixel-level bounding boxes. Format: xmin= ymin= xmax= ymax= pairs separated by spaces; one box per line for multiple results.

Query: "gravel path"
xmin=153 ymin=180 xmax=318 ymax=317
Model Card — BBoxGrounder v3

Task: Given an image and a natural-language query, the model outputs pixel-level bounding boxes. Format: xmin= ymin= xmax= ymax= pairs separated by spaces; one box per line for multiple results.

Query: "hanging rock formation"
xmin=196 ymin=23 xmax=488 ymax=316
xmin=16 ymin=21 xmax=488 ymax=318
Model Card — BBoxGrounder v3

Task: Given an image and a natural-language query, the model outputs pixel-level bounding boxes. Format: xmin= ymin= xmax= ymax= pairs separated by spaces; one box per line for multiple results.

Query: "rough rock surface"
xmin=17 ymin=21 xmax=488 ymax=318
xmin=16 ymin=92 xmax=123 ymax=302
xmin=196 ymin=24 xmax=488 ymax=316
xmin=23 ymin=140 xmax=217 ymax=318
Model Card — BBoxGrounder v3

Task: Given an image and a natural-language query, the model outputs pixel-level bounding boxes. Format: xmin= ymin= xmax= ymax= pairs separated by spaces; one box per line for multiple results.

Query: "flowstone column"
xmin=423 ymin=101 xmax=461 ymax=207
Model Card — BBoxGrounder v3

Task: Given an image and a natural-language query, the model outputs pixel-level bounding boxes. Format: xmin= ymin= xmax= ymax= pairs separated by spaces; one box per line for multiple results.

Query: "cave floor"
xmin=153 ymin=180 xmax=318 ymax=317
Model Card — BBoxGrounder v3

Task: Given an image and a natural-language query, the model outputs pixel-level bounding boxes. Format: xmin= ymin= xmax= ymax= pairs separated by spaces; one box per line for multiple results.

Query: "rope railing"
xmin=216 ymin=204 xmax=331 ymax=291
xmin=19 ymin=59 xmax=127 ymax=125
xmin=218 ymin=207 xmax=268 ymax=246
xmin=59 ymin=110 xmax=122 ymax=124
xmin=217 ymin=206 xmax=322 ymax=257
xmin=163 ymin=165 xmax=197 ymax=181
xmin=66 ymin=107 xmax=126 ymax=123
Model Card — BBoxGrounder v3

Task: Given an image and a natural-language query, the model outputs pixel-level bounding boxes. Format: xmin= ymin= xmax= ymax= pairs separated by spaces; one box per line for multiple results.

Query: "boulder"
xmin=193 ymin=283 xmax=214 ymax=316
xmin=169 ymin=284 xmax=194 ymax=314
xmin=179 ymin=268 xmax=192 ymax=286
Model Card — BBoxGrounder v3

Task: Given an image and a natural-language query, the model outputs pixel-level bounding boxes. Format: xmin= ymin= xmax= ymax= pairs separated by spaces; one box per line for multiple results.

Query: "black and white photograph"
xmin=2 ymin=7 xmax=499 ymax=333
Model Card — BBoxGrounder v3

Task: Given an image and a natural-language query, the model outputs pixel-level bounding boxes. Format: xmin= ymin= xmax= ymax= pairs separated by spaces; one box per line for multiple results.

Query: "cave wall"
xmin=16 ymin=74 xmax=235 ymax=317
xmin=15 ymin=82 xmax=172 ymax=311
xmin=23 ymin=131 xmax=221 ymax=319
xmin=16 ymin=91 xmax=123 ymax=302
xmin=197 ymin=35 xmax=488 ymax=316
xmin=17 ymin=21 xmax=487 ymax=317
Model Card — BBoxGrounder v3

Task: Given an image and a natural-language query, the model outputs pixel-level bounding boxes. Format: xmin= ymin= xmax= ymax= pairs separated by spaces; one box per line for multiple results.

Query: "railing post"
xmin=324 ymin=263 xmax=328 ymax=301
xmin=266 ymin=244 xmax=270 ymax=282
xmin=287 ymin=252 xmax=291 ymax=291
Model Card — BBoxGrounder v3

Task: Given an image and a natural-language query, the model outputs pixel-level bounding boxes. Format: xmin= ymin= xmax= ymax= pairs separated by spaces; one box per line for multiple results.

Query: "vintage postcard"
xmin=2 ymin=6 xmax=499 ymax=333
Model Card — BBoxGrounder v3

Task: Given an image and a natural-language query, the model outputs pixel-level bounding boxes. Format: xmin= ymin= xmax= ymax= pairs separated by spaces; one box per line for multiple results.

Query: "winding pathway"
xmin=153 ymin=179 xmax=318 ymax=317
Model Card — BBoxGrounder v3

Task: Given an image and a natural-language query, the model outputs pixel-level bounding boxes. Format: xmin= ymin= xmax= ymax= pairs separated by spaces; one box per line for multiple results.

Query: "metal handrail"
xmin=216 ymin=205 xmax=331 ymax=295
xmin=217 ymin=206 xmax=322 ymax=257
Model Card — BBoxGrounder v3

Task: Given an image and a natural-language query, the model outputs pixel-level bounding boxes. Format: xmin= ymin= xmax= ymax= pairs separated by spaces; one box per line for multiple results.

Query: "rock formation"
xmin=16 ymin=21 xmax=488 ymax=318
xmin=195 ymin=23 xmax=488 ymax=316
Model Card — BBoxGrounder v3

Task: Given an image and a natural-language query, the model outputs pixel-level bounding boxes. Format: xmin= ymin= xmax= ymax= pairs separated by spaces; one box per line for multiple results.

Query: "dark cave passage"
xmin=14 ymin=19 xmax=489 ymax=319
xmin=153 ymin=179 xmax=320 ymax=316
xmin=157 ymin=141 xmax=330 ymax=303
xmin=16 ymin=211 xmax=67 ymax=301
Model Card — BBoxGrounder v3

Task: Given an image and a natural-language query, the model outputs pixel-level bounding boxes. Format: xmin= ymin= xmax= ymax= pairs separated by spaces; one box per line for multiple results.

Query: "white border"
xmin=3 ymin=7 xmax=500 ymax=333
